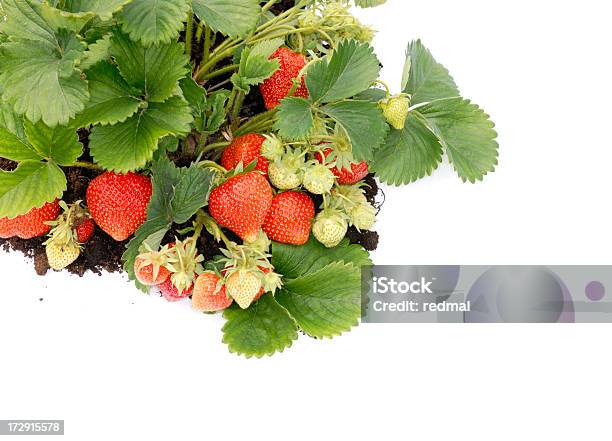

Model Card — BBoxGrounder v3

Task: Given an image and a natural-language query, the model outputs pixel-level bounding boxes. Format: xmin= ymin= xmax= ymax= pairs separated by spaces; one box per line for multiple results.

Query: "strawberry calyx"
xmin=261 ymin=134 xmax=285 ymax=162
xmin=268 ymin=147 xmax=307 ymax=190
xmin=45 ymin=200 xmax=93 ymax=245
xmin=330 ymin=184 xmax=377 ymax=232
xmin=134 ymin=243 xmax=173 ymax=286
xmin=216 ymin=239 xmax=283 ymax=309
xmin=165 ymin=236 xmax=205 ymax=295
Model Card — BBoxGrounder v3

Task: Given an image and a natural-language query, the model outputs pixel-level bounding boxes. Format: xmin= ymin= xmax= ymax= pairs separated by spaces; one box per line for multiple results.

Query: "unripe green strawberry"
xmin=303 ymin=164 xmax=335 ymax=194
xmin=261 ymin=134 xmax=285 ymax=162
xmin=226 ymin=270 xmax=263 ymax=309
xmin=313 ymin=209 xmax=348 ymax=248
xmin=350 ymin=203 xmax=377 ymax=231
xmin=268 ymin=162 xmax=302 ymax=190
xmin=379 ymin=94 xmax=410 ymax=130
xmin=267 ymin=147 xmax=306 ymax=190
xmin=46 ymin=241 xmax=81 ymax=270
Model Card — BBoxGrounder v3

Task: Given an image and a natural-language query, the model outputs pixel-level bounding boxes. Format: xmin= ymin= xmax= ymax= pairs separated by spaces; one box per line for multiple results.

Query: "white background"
xmin=1 ymin=1 xmax=612 ymax=440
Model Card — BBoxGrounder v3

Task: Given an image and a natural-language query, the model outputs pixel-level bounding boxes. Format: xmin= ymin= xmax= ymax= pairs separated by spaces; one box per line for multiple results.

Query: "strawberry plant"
xmin=0 ymin=0 xmax=498 ymax=357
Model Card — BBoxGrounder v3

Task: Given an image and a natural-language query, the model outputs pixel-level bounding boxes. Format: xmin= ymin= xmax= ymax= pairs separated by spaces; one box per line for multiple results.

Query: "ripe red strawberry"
xmin=0 ymin=200 xmax=60 ymax=239
xmin=221 ymin=133 xmax=269 ymax=175
xmin=86 ymin=172 xmax=152 ymax=242
xmin=263 ymin=191 xmax=314 ymax=245
xmin=75 ymin=217 xmax=95 ymax=243
xmin=208 ymin=171 xmax=273 ymax=243
xmin=260 ymin=47 xmax=309 ymax=110
xmin=318 ymin=148 xmax=369 ymax=185
xmin=158 ymin=276 xmax=194 ymax=302
xmin=192 ymin=272 xmax=232 ymax=312
xmin=0 ymin=217 xmax=14 ymax=239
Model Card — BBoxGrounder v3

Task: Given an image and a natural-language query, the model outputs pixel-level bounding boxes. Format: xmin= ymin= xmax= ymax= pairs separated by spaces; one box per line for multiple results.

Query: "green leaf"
xmin=146 ymin=157 xmax=180 ymax=221
xmin=179 ymin=77 xmax=207 ymax=113
xmin=273 ymin=97 xmax=314 ymax=140
xmin=419 ymin=97 xmax=499 ymax=183
xmin=156 ymin=136 xmax=179 ymax=156
xmin=320 ymin=99 xmax=388 ymax=161
xmin=0 ymin=105 xmax=40 ymax=162
xmin=0 ymin=103 xmax=27 ymax=143
xmin=354 ymin=0 xmax=387 ymax=6
xmin=0 ymin=33 xmax=89 ymax=126
xmin=61 ymin=0 xmax=133 ymax=20
xmin=306 ymin=39 xmax=381 ymax=103
xmin=80 ymin=34 xmax=111 ymax=70
xmin=0 ymin=160 xmax=65 ymax=218
xmin=0 ymin=131 xmax=40 ymax=162
xmin=192 ymin=0 xmax=260 ymax=38
xmin=110 ymin=30 xmax=189 ymax=103
xmin=201 ymin=90 xmax=230 ymax=134
xmin=222 ymin=295 xmax=298 ymax=358
xmin=23 ymin=119 xmax=82 ymax=166
xmin=403 ymin=40 xmax=460 ymax=105
xmin=273 ymin=236 xmax=371 ymax=280
xmin=77 ymin=61 xmax=142 ymax=126
xmin=0 ymin=0 xmax=56 ymax=46
xmin=147 ymin=157 xmax=215 ymax=223
xmin=89 ymin=96 xmax=193 ymax=172
xmin=276 ymin=262 xmax=361 ymax=338
xmin=355 ymin=87 xmax=386 ymax=103
xmin=117 ymin=0 xmax=190 ymax=46
xmin=370 ymin=112 xmax=443 ymax=185
xmin=36 ymin=2 xmax=94 ymax=34
xmin=231 ymin=38 xmax=283 ymax=93
xmin=171 ymin=166 xmax=216 ymax=224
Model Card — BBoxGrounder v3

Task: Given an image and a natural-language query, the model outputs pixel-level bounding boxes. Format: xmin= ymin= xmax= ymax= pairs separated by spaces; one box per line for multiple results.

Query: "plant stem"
xmin=241 ymin=121 xmax=275 ymax=135
xmin=202 ymin=26 xmax=212 ymax=65
xmin=235 ymin=109 xmax=277 ymax=135
xmin=225 ymin=88 xmax=238 ymax=116
xmin=73 ymin=161 xmax=102 ymax=170
xmin=198 ymin=160 xmax=228 ymax=175
xmin=261 ymin=0 xmax=278 ymax=13
xmin=185 ymin=12 xmax=194 ymax=59
xmin=202 ymin=64 xmax=239 ymax=81
xmin=373 ymin=79 xmax=392 ymax=97
xmin=196 ymin=45 xmax=239 ymax=81
xmin=231 ymin=92 xmax=245 ymax=122
xmin=196 ymin=22 xmax=204 ymax=43
xmin=199 ymin=141 xmax=230 ymax=155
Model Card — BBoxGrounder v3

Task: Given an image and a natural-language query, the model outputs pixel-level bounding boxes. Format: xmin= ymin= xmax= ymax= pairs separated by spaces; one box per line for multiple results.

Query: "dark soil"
xmin=0 ymin=0 xmax=383 ymax=277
